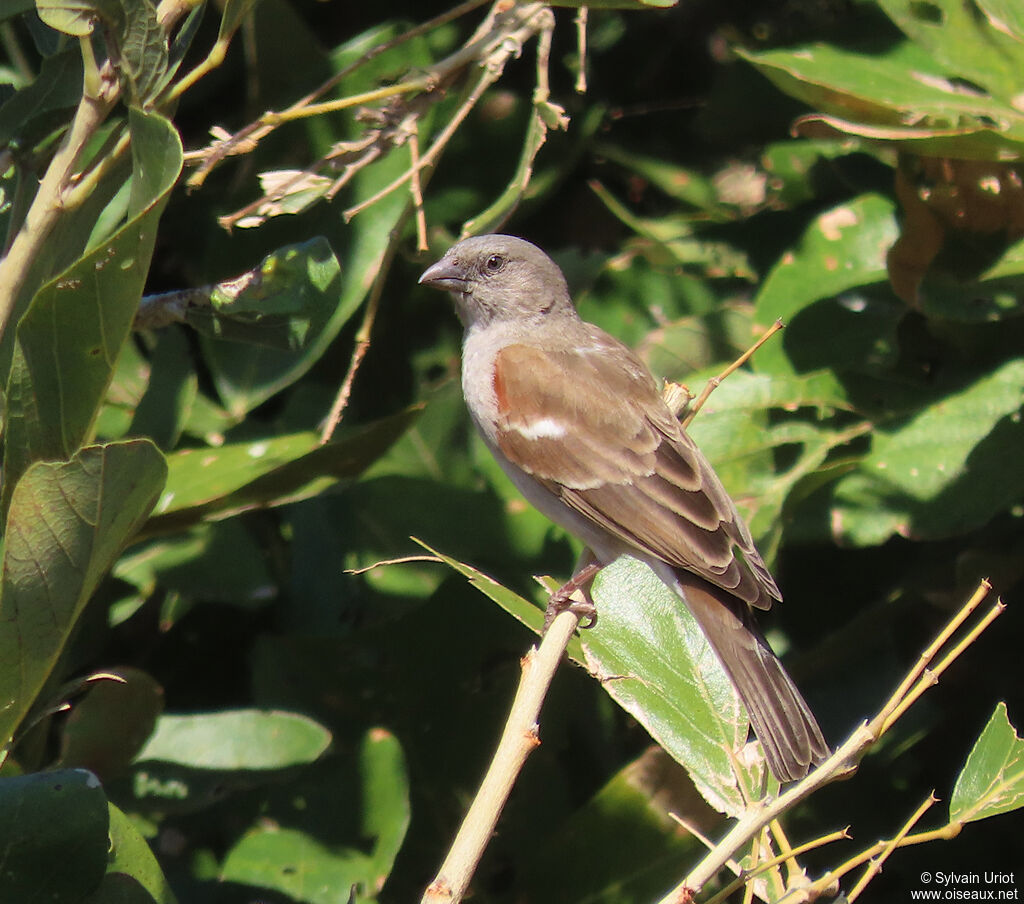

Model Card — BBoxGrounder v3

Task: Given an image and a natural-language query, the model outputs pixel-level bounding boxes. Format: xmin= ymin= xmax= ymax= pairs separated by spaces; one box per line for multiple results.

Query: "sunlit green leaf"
xmin=581 ymin=557 xmax=760 ymax=816
xmin=753 ymin=194 xmax=900 ymax=376
xmin=94 ymin=804 xmax=178 ymax=904
xmin=950 ymin=702 xmax=1024 ymax=824
xmin=137 ymin=710 xmax=331 ymax=770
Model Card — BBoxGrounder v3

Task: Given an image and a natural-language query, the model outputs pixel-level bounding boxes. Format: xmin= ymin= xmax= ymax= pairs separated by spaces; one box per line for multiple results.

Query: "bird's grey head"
xmin=418 ymin=234 xmax=576 ymax=329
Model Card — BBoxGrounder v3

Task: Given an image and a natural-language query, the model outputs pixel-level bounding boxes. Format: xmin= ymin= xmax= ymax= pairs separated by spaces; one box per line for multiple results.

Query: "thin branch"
xmin=681 ymin=318 xmax=784 ymax=429
xmin=0 ymin=58 xmax=120 ymax=345
xmin=421 ymin=609 xmax=581 ymax=904
xmin=319 ymin=206 xmax=411 ymax=444
xmin=847 ymin=793 xmax=937 ymax=902
xmin=342 ymin=66 xmax=493 ymax=222
xmin=185 ymin=0 xmax=535 ymax=191
xmin=409 ymin=125 xmax=429 ymax=251
xmin=574 ymin=7 xmax=589 ymax=94
xmin=874 ymin=578 xmax=995 ymax=734
xmin=656 ymin=577 xmax=998 ymax=902
xmin=344 ymin=554 xmax=443 ymax=575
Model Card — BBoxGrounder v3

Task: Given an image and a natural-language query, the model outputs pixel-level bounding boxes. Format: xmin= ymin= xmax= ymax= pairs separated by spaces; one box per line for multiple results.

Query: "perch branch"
xmin=420 ymin=609 xmax=581 ymax=904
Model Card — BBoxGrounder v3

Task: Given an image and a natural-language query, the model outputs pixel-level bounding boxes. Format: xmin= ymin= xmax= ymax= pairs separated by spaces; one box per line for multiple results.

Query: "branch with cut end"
xmin=655 ymin=578 xmax=1002 ymax=903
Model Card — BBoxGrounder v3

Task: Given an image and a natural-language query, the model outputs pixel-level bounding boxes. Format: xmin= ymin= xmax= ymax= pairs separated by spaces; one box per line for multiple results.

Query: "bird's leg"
xmin=543 ymin=549 xmax=602 ymax=634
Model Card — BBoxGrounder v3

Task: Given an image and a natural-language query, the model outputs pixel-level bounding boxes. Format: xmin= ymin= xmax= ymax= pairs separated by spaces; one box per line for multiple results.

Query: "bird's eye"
xmin=484 ymin=254 xmax=506 ymax=273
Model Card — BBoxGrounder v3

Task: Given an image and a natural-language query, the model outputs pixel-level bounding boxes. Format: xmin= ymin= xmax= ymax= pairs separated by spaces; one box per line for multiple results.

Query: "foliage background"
xmin=1 ymin=0 xmax=1023 ymax=901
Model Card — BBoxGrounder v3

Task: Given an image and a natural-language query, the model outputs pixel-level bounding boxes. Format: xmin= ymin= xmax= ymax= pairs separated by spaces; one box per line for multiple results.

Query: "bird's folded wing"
xmin=492 ymin=339 xmax=779 ymax=609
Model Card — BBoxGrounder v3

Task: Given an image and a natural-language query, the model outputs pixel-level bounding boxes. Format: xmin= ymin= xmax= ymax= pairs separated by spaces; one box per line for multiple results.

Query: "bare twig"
xmin=0 ymin=55 xmax=119 ymax=345
xmin=409 ymin=125 xmax=429 ymax=251
xmin=344 ymin=554 xmax=443 ymax=575
xmin=184 ymin=0 xmax=491 ymax=189
xmin=574 ymin=7 xmax=589 ymax=94
xmin=421 ymin=609 xmax=581 ymax=904
xmin=847 ymin=793 xmax=937 ymax=902
xmin=655 ymin=578 xmax=999 ymax=902
xmin=681 ymin=318 xmax=784 ymax=429
xmin=319 ymin=208 xmax=410 ymax=444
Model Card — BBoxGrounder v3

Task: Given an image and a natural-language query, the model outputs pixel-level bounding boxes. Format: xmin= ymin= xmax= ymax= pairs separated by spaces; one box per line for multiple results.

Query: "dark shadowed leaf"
xmin=144 ymin=406 xmax=421 ymax=534
xmin=0 ymin=440 xmax=167 ymax=748
xmin=3 ymin=110 xmax=180 ymax=511
xmin=0 ymin=769 xmax=110 ymax=903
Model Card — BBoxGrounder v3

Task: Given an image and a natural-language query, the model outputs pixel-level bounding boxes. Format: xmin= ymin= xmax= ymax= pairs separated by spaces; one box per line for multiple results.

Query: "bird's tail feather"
xmin=673 ymin=570 xmax=829 ymax=783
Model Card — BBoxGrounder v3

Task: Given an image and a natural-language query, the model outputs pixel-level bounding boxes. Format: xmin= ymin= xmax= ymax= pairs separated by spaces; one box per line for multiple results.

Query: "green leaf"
xmin=115 ymin=0 xmax=168 ymax=105
xmin=136 ymin=709 xmax=331 ymax=770
xmin=0 ymin=769 xmax=110 ymax=903
xmin=358 ymin=729 xmax=410 ymax=881
xmin=185 ymin=238 xmax=342 ymax=351
xmin=519 ymin=748 xmax=701 ymax=904
xmin=145 ymin=407 xmax=421 ymax=534
xmin=753 ymin=194 xmax=901 ymax=376
xmin=580 ymin=557 xmax=761 ymax=816
xmin=877 ymin=0 xmax=1024 ymax=102
xmin=36 ymin=0 xmax=114 ymax=35
xmin=738 ymin=35 xmax=1024 ymax=157
xmin=58 ymin=667 xmax=164 ymax=781
xmin=919 ymin=234 xmax=1024 ymax=322
xmin=88 ymin=804 xmax=177 ymax=904
xmin=0 ymin=49 xmax=82 ymax=148
xmin=115 ymin=521 xmax=275 ymax=617
xmin=127 ymin=327 xmax=197 ymax=450
xmin=220 ymin=827 xmax=373 ymax=904
xmin=200 ymin=30 xmax=422 ymax=417
xmin=950 ymin=702 xmax=1024 ymax=824
xmin=3 ymin=109 xmax=180 ymax=511
xmin=219 ymin=728 xmax=408 ymax=903
xmin=831 ymin=358 xmax=1024 ymax=544
xmin=413 ymin=539 xmax=590 ymax=663
xmin=684 ymin=368 xmax=861 ymax=542
xmin=0 ymin=440 xmax=167 ymax=748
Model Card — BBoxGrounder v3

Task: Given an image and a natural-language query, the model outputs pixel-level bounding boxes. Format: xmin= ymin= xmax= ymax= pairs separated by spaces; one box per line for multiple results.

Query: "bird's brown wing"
xmin=491 ymin=335 xmax=779 ymax=610
xmin=491 ymin=335 xmax=830 ymax=780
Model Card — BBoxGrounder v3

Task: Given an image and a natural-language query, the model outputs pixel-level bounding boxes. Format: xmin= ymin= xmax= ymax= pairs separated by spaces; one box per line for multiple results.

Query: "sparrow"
xmin=419 ymin=234 xmax=829 ymax=782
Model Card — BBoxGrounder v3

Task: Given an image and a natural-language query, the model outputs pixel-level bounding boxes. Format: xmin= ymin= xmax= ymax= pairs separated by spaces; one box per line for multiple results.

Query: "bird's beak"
xmin=419 ymin=258 xmax=466 ymax=292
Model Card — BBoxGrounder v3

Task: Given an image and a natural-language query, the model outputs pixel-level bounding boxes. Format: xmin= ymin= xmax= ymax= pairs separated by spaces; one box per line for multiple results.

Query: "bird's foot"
xmin=542 ymin=560 xmax=602 ymax=634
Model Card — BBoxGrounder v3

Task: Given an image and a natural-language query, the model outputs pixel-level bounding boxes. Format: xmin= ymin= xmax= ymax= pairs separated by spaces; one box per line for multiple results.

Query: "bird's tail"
xmin=673 ymin=570 xmax=829 ymax=783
